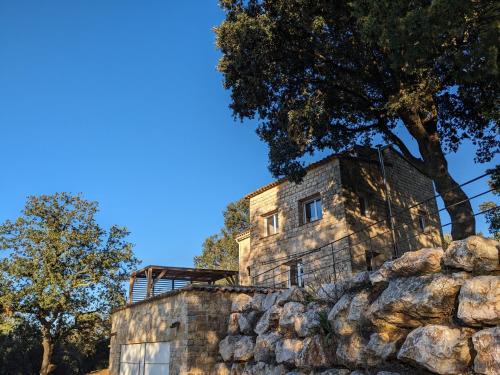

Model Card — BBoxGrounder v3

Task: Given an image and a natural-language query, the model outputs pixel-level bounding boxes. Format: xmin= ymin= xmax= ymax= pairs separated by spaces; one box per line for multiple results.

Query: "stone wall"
xmin=215 ymin=236 xmax=499 ymax=375
xmin=109 ymin=285 xmax=274 ymax=375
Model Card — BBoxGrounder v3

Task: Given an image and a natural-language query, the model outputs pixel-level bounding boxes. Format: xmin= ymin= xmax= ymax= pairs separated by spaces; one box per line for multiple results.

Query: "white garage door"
xmin=120 ymin=342 xmax=170 ymax=375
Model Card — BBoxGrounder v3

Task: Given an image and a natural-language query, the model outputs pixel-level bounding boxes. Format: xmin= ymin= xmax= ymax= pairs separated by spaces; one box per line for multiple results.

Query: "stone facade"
xmin=109 ymin=285 xmax=274 ymax=375
xmin=217 ymin=236 xmax=500 ymax=375
xmin=238 ymin=147 xmax=442 ymax=287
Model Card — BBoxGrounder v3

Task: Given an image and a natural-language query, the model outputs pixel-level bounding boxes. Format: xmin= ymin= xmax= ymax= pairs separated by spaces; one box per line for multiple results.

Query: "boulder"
xmin=369 ymin=273 xmax=469 ymax=329
xmin=212 ymin=362 xmax=231 ymax=375
xmin=219 ymin=335 xmax=241 ymax=362
xmin=296 ymin=335 xmax=336 ymax=369
xmin=328 ymin=290 xmax=370 ymax=337
xmin=262 ymin=292 xmax=279 ymax=311
xmin=335 ymin=333 xmax=367 ymax=368
xmin=295 ymin=308 xmax=322 ymax=338
xmin=230 ymin=363 xmax=245 ymax=375
xmin=316 ymin=272 xmax=370 ymax=303
xmin=376 ymin=372 xmax=401 ymax=375
xmin=443 ymin=235 xmax=499 ymax=273
xmin=457 ymin=275 xmax=500 ymax=326
xmin=238 ymin=311 xmax=260 ymax=335
xmin=242 ymin=362 xmax=287 ymax=375
xmin=275 ymin=338 xmax=304 ymax=365
xmin=312 ymin=370 xmax=350 ymax=375
xmin=249 ymin=293 xmax=266 ymax=311
xmin=232 ymin=294 xmax=253 ymax=313
xmin=276 ymin=287 xmax=307 ymax=306
xmin=279 ymin=302 xmax=306 ymax=332
xmin=233 ymin=336 xmax=255 ymax=362
xmin=364 ymin=330 xmax=407 ymax=366
xmin=255 ymin=304 xmax=282 ymax=335
xmin=254 ymin=332 xmax=282 ymax=362
xmin=370 ymin=247 xmax=443 ymax=284
xmin=472 ymin=327 xmax=500 ymax=375
xmin=397 ymin=325 xmax=473 ymax=374
xmin=228 ymin=313 xmax=240 ymax=335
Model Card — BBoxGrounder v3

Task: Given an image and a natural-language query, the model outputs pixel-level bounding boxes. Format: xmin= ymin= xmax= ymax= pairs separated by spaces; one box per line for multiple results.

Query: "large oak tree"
xmin=215 ymin=0 xmax=499 ymax=239
xmin=0 ymin=193 xmax=138 ymax=375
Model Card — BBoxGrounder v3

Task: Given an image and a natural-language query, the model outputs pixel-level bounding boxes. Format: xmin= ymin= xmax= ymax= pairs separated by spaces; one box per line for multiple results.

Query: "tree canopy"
xmin=194 ymin=198 xmax=249 ymax=271
xmin=0 ymin=193 xmax=138 ymax=375
xmin=216 ymin=0 xmax=499 ymax=239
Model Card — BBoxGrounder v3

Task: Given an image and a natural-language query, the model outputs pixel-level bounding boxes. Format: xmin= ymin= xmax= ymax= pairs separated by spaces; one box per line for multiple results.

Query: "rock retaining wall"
xmin=214 ymin=236 xmax=500 ymax=375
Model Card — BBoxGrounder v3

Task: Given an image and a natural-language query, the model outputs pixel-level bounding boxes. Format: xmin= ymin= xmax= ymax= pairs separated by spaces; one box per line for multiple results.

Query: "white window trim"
xmin=265 ymin=212 xmax=279 ymax=236
xmin=303 ymin=197 xmax=322 ymax=223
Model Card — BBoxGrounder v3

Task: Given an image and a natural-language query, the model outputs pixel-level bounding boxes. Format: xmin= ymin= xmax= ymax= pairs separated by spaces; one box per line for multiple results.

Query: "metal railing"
xmin=251 ymin=172 xmax=498 ymax=288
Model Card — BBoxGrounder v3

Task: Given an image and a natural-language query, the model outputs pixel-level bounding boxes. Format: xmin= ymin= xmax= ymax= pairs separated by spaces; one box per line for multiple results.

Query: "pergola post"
xmin=128 ymin=274 xmax=136 ymax=303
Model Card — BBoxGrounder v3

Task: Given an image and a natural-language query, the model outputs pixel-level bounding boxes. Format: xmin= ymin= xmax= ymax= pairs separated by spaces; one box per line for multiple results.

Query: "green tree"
xmin=194 ymin=198 xmax=249 ymax=270
xmin=215 ymin=0 xmax=499 ymax=240
xmin=479 ymin=166 xmax=500 ymax=240
xmin=0 ymin=193 xmax=138 ymax=375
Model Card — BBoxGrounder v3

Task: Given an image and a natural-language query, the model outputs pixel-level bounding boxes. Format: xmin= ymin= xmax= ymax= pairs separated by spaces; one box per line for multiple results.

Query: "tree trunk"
xmin=40 ymin=327 xmax=56 ymax=375
xmin=402 ymin=114 xmax=476 ymax=240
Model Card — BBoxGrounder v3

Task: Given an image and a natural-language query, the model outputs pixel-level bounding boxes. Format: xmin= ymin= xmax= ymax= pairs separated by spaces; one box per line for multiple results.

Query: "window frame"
xmin=303 ymin=197 xmax=323 ymax=224
xmin=265 ymin=212 xmax=279 ymax=236
xmin=359 ymin=195 xmax=369 ymax=217
xmin=288 ymin=260 xmax=305 ymax=288
xmin=417 ymin=209 xmax=427 ymax=232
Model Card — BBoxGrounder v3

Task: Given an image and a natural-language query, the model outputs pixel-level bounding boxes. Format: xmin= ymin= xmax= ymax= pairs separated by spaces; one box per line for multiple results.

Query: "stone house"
xmin=236 ymin=146 xmax=443 ymax=287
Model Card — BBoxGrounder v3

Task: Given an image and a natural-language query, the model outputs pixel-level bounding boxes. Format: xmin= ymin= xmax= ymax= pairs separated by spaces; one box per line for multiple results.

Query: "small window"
xmin=265 ymin=212 xmax=279 ymax=236
xmin=359 ymin=195 xmax=368 ymax=216
xmin=288 ymin=261 xmax=305 ymax=288
xmin=303 ymin=198 xmax=322 ymax=223
xmin=418 ymin=210 xmax=427 ymax=232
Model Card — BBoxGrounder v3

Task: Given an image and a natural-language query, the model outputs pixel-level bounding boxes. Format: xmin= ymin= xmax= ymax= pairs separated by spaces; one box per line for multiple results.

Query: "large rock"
xmin=312 ymin=369 xmax=350 ymax=375
xmin=472 ymin=327 xmax=500 ymax=375
xmin=254 ymin=332 xmax=282 ymax=362
xmin=249 ymin=293 xmax=266 ymax=312
xmin=370 ymin=247 xmax=443 ymax=284
xmin=443 ymin=235 xmax=499 ymax=273
xmin=279 ymin=302 xmax=306 ymax=332
xmin=296 ymin=335 xmax=336 ymax=369
xmin=295 ymin=307 xmax=323 ymax=338
xmin=238 ymin=311 xmax=260 ymax=335
xmin=328 ymin=290 xmax=370 ymax=337
xmin=232 ymin=294 xmax=253 ymax=313
xmin=242 ymin=362 xmax=287 ymax=375
xmin=457 ymin=275 xmax=500 ymax=326
xmin=228 ymin=313 xmax=240 ymax=335
xmin=219 ymin=335 xmax=241 ymax=362
xmin=364 ymin=330 xmax=407 ymax=366
xmin=369 ymin=273 xmax=469 ymax=329
xmin=275 ymin=338 xmax=304 ymax=365
xmin=276 ymin=287 xmax=307 ymax=306
xmin=261 ymin=292 xmax=279 ymax=311
xmin=397 ymin=325 xmax=473 ymax=374
xmin=336 ymin=333 xmax=367 ymax=368
xmin=212 ymin=362 xmax=230 ymax=375
xmin=255 ymin=304 xmax=282 ymax=335
xmin=316 ymin=272 xmax=370 ymax=303
xmin=233 ymin=336 xmax=255 ymax=362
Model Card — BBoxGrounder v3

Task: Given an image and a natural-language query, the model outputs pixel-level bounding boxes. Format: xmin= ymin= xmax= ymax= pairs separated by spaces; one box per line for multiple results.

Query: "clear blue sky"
xmin=0 ymin=1 xmax=497 ymax=269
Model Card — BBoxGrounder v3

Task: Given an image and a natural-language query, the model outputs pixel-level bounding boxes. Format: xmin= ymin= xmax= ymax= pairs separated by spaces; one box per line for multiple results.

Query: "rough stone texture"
xmin=238 ymin=311 xmax=260 ymax=335
xmin=254 ymin=332 xmax=282 ymax=362
xmin=316 ymin=272 xmax=371 ymax=303
xmin=220 ymin=335 xmax=241 ymax=362
xmin=370 ymin=247 xmax=443 ymax=284
xmin=313 ymin=370 xmax=350 ymax=375
xmin=369 ymin=273 xmax=469 ymax=329
xmin=233 ymin=336 xmax=255 ymax=362
xmin=443 ymin=235 xmax=500 ymax=273
xmin=280 ymin=302 xmax=306 ymax=332
xmin=472 ymin=327 xmax=500 ymax=375
xmin=296 ymin=335 xmax=336 ymax=369
xmin=398 ymin=325 xmax=473 ymax=375
xmin=457 ymin=275 xmax=500 ymax=326
xmin=295 ymin=307 xmax=322 ymax=338
xmin=212 ymin=362 xmax=231 ymax=375
xmin=276 ymin=338 xmax=304 ymax=365
xmin=255 ymin=304 xmax=282 ymax=335
xmin=228 ymin=313 xmax=240 ymax=335
xmin=276 ymin=287 xmax=307 ymax=306
xmin=243 ymin=362 xmax=287 ymax=375
xmin=232 ymin=294 xmax=253 ymax=313
xmin=364 ymin=330 xmax=407 ymax=367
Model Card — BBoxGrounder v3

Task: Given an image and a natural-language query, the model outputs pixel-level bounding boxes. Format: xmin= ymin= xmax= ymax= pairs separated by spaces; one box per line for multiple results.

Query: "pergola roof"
xmin=131 ymin=265 xmax=238 ymax=282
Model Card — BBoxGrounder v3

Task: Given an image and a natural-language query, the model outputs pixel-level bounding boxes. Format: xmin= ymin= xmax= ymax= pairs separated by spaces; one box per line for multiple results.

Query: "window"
xmin=303 ymin=198 xmax=323 ymax=223
xmin=288 ymin=261 xmax=305 ymax=288
xmin=265 ymin=212 xmax=279 ymax=236
xmin=359 ymin=195 xmax=368 ymax=216
xmin=418 ymin=210 xmax=427 ymax=232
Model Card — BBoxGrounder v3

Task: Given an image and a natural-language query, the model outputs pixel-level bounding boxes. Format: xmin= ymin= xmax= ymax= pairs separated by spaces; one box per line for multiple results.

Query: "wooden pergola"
xmin=128 ymin=265 xmax=238 ymax=303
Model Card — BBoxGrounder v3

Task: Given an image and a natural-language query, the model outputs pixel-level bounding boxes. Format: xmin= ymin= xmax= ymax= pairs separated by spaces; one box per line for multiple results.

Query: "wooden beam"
xmin=128 ymin=275 xmax=136 ymax=303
